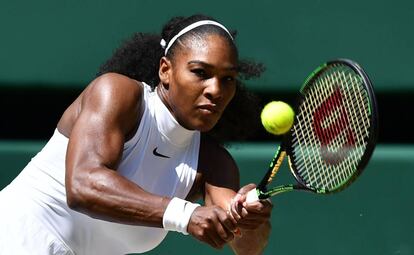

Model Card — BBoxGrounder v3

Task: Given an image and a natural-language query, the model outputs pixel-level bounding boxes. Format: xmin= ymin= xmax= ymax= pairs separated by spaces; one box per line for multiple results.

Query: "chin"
xmin=192 ymin=119 xmax=218 ymax=133
xmin=180 ymin=113 xmax=221 ymax=132
xmin=197 ymin=126 xmax=214 ymax=133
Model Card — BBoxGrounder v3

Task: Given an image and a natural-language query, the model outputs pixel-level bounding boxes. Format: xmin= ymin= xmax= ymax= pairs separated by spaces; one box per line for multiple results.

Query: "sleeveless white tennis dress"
xmin=0 ymin=83 xmax=200 ymax=254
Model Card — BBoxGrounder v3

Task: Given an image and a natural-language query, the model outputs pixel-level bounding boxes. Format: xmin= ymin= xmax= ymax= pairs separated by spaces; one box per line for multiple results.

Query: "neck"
xmin=155 ymin=85 xmax=196 ymax=147
xmin=157 ymin=84 xmax=173 ymax=112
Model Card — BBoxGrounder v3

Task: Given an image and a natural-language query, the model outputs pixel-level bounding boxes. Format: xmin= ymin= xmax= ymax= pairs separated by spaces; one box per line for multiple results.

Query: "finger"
xmin=233 ymin=227 xmax=242 ymax=237
xmin=222 ymin=210 xmax=241 ymax=238
xmin=209 ymin=208 xmax=236 ymax=243
xmin=229 ymin=205 xmax=249 ymax=220
xmin=243 ymin=199 xmax=273 ymax=214
xmin=204 ymin=232 xmax=224 ymax=250
xmin=237 ymin=183 xmax=257 ymax=196
xmin=240 ymin=211 xmax=269 ymax=220
xmin=216 ymin=218 xmax=235 ymax=243
xmin=237 ymin=214 xmax=269 ymax=226
xmin=236 ymin=221 xmax=262 ymax=230
xmin=236 ymin=214 xmax=270 ymax=229
xmin=241 ymin=210 xmax=272 ymax=225
xmin=240 ymin=206 xmax=249 ymax=218
xmin=229 ymin=196 xmax=243 ymax=220
xmin=226 ymin=207 xmax=242 ymax=237
xmin=191 ymin=226 xmax=222 ymax=249
xmin=225 ymin=210 xmax=238 ymax=230
xmin=207 ymin=223 xmax=231 ymax=249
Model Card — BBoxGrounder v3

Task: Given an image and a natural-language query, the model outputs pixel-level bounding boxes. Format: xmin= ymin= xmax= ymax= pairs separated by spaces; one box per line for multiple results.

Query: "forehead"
xmin=173 ymin=34 xmax=238 ymax=67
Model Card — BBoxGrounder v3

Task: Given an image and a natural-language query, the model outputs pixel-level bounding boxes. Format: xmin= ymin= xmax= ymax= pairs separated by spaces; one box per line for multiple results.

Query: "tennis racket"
xmin=246 ymin=58 xmax=378 ymax=202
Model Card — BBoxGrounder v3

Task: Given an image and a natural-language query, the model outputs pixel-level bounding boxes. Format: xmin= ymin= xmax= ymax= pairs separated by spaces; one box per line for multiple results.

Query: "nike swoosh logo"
xmin=153 ymin=147 xmax=170 ymax=158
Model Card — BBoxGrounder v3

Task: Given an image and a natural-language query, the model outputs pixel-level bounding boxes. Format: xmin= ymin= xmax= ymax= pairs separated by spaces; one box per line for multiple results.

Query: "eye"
xmin=224 ymin=76 xmax=235 ymax=82
xmin=191 ymin=68 xmax=207 ymax=78
xmin=222 ymin=75 xmax=236 ymax=84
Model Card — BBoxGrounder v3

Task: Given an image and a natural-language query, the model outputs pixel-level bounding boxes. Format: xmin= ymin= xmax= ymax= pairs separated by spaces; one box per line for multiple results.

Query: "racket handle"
xmin=246 ymin=189 xmax=260 ymax=203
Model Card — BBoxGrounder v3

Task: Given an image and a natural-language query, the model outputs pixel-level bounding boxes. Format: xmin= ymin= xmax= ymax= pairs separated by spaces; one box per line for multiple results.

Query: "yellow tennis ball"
xmin=261 ymin=101 xmax=295 ymax=135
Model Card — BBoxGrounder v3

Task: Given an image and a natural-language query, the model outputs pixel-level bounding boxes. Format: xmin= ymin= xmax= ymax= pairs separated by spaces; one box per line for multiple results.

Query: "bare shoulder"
xmin=85 ymin=72 xmax=144 ymax=106
xmin=58 ymin=72 xmax=145 ymax=138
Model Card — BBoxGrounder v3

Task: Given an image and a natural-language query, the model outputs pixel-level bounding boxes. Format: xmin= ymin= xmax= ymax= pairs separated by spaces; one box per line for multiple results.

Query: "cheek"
xmin=171 ymin=83 xmax=200 ymax=107
xmin=169 ymin=83 xmax=200 ymax=119
xmin=223 ymin=85 xmax=237 ymax=106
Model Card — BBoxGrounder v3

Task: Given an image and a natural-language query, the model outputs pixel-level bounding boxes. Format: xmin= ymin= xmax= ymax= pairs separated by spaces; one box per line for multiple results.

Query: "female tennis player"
xmin=0 ymin=14 xmax=272 ymax=254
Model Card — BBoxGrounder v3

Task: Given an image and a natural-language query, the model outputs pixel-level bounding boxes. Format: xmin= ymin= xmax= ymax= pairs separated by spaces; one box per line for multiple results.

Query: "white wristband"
xmin=162 ymin=197 xmax=200 ymax=235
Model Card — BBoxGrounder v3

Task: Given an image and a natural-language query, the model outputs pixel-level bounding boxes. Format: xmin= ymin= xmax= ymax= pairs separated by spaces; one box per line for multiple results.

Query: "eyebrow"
xmin=187 ymin=60 xmax=238 ymax=71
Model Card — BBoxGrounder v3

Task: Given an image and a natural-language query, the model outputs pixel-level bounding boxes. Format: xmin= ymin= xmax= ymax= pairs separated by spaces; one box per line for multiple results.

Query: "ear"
xmin=159 ymin=57 xmax=172 ymax=88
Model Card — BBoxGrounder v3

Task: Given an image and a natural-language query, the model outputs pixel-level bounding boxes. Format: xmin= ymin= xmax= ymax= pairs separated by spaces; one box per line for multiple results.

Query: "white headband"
xmin=160 ymin=20 xmax=233 ymax=55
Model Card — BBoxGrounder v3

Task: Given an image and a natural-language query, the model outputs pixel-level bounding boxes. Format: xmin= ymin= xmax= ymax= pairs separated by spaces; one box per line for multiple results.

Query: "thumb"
xmin=237 ymin=183 xmax=257 ymax=196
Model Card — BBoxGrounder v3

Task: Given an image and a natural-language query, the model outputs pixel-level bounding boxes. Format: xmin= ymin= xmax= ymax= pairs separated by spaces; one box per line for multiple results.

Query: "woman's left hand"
xmin=229 ymin=183 xmax=273 ymax=230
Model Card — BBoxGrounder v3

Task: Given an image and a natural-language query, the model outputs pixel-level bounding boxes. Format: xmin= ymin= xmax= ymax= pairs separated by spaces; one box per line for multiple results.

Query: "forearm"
xmin=230 ymin=221 xmax=271 ymax=255
xmin=66 ymin=167 xmax=170 ymax=227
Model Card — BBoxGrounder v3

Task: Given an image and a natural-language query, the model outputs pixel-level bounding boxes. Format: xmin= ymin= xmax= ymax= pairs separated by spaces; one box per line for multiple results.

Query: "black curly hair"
xmin=97 ymin=14 xmax=265 ymax=143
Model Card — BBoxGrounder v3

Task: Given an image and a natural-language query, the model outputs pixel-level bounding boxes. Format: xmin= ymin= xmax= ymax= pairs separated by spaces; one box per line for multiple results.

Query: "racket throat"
xmin=261 ymin=184 xmax=297 ymax=198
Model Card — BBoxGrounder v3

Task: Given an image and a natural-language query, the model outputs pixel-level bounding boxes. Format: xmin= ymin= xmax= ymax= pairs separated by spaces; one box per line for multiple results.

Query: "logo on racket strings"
xmin=312 ymin=87 xmax=355 ymax=165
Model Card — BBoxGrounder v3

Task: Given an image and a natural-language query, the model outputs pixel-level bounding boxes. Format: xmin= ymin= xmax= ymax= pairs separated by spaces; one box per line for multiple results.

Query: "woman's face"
xmin=158 ymin=34 xmax=238 ymax=132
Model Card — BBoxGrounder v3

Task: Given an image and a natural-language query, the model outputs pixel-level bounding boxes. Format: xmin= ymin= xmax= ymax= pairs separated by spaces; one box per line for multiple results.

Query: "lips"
xmin=198 ymin=104 xmax=218 ymax=114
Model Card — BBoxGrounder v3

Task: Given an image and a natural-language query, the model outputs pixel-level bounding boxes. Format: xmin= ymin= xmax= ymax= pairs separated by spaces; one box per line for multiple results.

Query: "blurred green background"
xmin=1 ymin=0 xmax=413 ymax=254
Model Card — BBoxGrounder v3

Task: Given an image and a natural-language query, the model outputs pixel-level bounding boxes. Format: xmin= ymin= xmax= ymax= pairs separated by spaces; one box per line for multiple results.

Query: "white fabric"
xmin=162 ymin=197 xmax=200 ymax=235
xmin=0 ymin=83 xmax=200 ymax=255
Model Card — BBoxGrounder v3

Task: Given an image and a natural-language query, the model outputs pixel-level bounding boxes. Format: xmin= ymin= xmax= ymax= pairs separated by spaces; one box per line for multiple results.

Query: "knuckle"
xmin=196 ymin=229 xmax=204 ymax=237
xmin=265 ymin=199 xmax=274 ymax=208
xmin=212 ymin=205 xmax=222 ymax=213
xmin=216 ymin=240 xmax=225 ymax=249
xmin=226 ymin=232 xmax=235 ymax=242
xmin=201 ymin=222 xmax=211 ymax=230
xmin=206 ymin=215 xmax=213 ymax=222
xmin=222 ymin=216 xmax=231 ymax=224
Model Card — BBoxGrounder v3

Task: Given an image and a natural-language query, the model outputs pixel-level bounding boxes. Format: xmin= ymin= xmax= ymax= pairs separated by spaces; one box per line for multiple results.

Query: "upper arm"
xmin=200 ymin=137 xmax=240 ymax=210
xmin=65 ymin=73 xmax=143 ymax=192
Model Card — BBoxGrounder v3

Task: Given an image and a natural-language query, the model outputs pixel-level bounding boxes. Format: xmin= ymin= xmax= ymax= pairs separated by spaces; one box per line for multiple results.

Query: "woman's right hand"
xmin=187 ymin=205 xmax=238 ymax=249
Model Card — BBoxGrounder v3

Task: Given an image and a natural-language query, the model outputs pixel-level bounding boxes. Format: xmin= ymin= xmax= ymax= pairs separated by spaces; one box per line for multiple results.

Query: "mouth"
xmin=198 ymin=104 xmax=219 ymax=114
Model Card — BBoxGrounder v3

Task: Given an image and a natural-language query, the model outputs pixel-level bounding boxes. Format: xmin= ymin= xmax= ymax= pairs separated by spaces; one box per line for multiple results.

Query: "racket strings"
xmin=320 ymin=70 xmax=355 ymax=187
xmin=322 ymin=66 xmax=369 ymax=187
xmin=292 ymin=64 xmax=371 ymax=192
xmin=326 ymin=70 xmax=367 ymax=186
xmin=339 ymin=71 xmax=370 ymax=175
xmin=323 ymin=67 xmax=368 ymax=187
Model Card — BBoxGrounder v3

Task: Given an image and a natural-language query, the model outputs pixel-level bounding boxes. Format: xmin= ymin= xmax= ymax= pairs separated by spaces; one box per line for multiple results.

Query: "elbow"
xmin=66 ymin=181 xmax=84 ymax=211
xmin=65 ymin=173 xmax=90 ymax=211
xmin=65 ymin=168 xmax=110 ymax=212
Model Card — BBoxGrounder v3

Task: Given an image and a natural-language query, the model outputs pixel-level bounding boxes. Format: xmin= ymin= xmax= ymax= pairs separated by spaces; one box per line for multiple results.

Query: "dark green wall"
xmin=1 ymin=143 xmax=413 ymax=254
xmin=1 ymin=0 xmax=414 ymax=92
xmin=1 ymin=1 xmax=413 ymax=254
xmin=1 ymin=0 xmax=413 ymax=142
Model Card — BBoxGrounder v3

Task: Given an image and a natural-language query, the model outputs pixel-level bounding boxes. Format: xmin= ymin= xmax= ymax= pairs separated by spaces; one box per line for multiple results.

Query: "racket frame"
xmin=255 ymin=59 xmax=379 ymax=199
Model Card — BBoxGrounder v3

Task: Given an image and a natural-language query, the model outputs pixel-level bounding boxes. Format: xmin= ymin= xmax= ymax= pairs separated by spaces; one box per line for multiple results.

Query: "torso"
xmin=0 ymin=73 xmax=239 ymax=255
xmin=57 ymin=73 xmax=237 ymax=202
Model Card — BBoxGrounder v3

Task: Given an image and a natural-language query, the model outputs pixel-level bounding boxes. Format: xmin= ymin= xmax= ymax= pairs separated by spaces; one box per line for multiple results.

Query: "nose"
xmin=204 ymin=77 xmax=222 ymax=101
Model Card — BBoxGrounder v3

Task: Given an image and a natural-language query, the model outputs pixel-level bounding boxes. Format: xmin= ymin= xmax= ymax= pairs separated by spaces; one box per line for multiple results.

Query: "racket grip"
xmin=246 ymin=189 xmax=259 ymax=203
